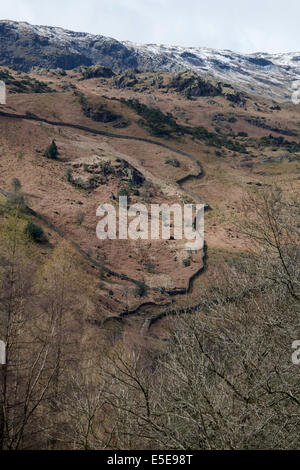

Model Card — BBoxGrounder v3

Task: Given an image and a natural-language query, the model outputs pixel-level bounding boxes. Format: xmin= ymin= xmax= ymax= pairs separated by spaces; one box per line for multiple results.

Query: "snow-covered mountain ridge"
xmin=1 ymin=20 xmax=299 ymax=102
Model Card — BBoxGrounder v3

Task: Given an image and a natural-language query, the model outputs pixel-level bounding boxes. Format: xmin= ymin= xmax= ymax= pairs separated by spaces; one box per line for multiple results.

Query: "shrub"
xmin=183 ymin=259 xmax=191 ymax=267
xmin=24 ymin=222 xmax=46 ymax=243
xmin=122 ymin=98 xmax=180 ymax=137
xmin=74 ymin=210 xmax=85 ymax=226
xmin=45 ymin=140 xmax=58 ymax=159
xmin=73 ymin=177 xmax=86 ymax=189
xmin=134 ymin=281 xmax=148 ymax=298
xmin=64 ymin=168 xmax=73 ymax=182
xmin=7 ymin=178 xmax=25 ymax=208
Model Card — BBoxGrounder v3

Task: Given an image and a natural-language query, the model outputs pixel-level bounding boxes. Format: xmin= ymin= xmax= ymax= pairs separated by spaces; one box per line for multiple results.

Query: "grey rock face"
xmin=0 ymin=20 xmax=138 ymax=72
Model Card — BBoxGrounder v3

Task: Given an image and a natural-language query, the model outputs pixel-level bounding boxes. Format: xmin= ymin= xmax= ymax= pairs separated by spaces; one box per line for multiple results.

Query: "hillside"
xmin=0 ymin=64 xmax=299 ymax=331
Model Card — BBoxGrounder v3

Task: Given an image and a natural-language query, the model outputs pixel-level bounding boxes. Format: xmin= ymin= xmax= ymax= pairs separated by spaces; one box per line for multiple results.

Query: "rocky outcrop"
xmin=169 ymin=70 xmax=221 ymax=97
xmin=68 ymin=158 xmax=145 ymax=191
xmin=113 ymin=70 xmax=139 ymax=88
xmin=168 ymin=71 xmax=221 ymax=97
xmin=80 ymin=65 xmax=115 ymax=79
xmin=221 ymin=85 xmax=246 ymax=106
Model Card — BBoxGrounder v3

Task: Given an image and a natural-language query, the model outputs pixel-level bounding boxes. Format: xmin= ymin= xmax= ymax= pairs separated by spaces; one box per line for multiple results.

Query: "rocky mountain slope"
xmin=0 ymin=53 xmax=299 ymax=338
xmin=1 ymin=19 xmax=300 ymax=102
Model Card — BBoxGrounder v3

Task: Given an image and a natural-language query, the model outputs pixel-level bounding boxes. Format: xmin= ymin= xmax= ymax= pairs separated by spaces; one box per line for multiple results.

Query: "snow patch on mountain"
xmin=124 ymin=41 xmax=300 ymax=102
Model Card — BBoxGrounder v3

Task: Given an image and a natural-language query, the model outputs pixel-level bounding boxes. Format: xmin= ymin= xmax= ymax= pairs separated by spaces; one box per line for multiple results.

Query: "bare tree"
xmin=0 ymin=212 xmax=55 ymax=449
xmin=96 ymin=188 xmax=300 ymax=450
